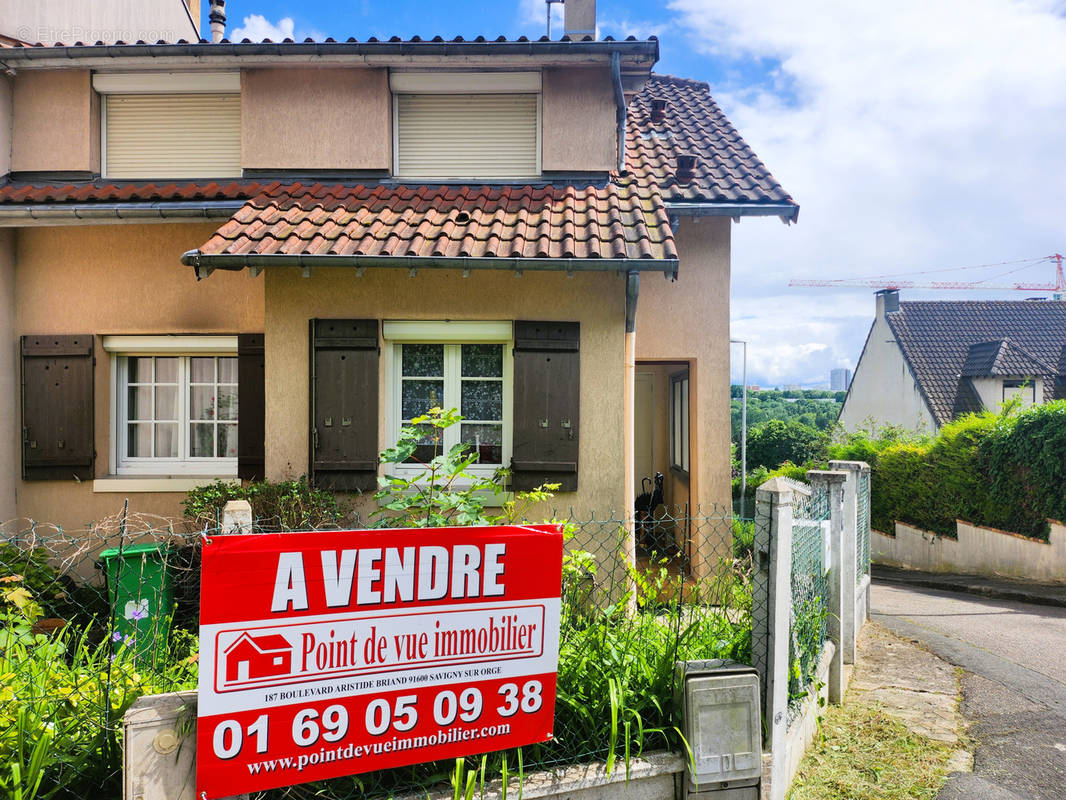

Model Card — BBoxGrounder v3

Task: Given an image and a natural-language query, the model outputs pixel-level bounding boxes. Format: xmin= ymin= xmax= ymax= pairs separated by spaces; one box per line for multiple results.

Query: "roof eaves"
xmin=664 ymin=201 xmax=800 ymax=224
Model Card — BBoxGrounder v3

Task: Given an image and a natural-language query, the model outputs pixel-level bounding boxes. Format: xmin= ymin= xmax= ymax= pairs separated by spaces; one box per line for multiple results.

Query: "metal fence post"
xmin=806 ymin=470 xmax=846 ymax=704
xmin=754 ymin=477 xmax=794 ymax=800
xmin=828 ymin=461 xmax=869 ymax=665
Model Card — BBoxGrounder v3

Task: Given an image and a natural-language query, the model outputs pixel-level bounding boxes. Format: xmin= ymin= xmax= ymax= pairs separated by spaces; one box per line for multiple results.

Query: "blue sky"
xmin=203 ymin=0 xmax=1066 ymax=388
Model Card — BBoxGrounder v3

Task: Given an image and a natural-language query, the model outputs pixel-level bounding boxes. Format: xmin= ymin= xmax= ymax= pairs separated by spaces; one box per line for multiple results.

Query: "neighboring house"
xmin=0 ymin=0 xmax=797 ymax=549
xmin=839 ymin=289 xmax=1066 ymax=433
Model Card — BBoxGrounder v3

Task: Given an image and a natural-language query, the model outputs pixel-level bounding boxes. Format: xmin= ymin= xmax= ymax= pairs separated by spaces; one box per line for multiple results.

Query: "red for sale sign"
xmin=196 ymin=524 xmax=563 ymax=798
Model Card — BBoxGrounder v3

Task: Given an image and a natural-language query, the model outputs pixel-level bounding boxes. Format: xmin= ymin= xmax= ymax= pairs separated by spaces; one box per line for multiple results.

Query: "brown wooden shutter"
xmin=511 ymin=321 xmax=579 ymax=492
xmin=237 ymin=333 xmax=265 ymax=481
xmin=21 ymin=335 xmax=94 ymax=481
xmin=310 ymin=319 xmax=379 ymax=492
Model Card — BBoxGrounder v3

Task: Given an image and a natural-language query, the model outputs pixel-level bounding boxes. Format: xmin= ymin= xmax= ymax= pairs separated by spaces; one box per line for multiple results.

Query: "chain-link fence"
xmin=789 ymin=483 xmax=831 ymax=711
xmin=857 ymin=469 xmax=871 ymax=582
xmin=0 ymin=504 xmax=761 ymax=800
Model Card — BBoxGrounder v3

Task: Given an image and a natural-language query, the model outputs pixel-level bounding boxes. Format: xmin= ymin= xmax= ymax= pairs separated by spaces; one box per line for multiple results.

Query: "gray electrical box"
xmin=676 ymin=660 xmax=762 ymax=798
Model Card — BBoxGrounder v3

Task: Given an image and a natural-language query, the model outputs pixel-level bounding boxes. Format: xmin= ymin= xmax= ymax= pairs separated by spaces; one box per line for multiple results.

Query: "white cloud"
xmin=518 ymin=0 xmax=563 ymax=35
xmin=667 ymin=0 xmax=1066 ymax=385
xmin=231 ymin=14 xmax=294 ymax=41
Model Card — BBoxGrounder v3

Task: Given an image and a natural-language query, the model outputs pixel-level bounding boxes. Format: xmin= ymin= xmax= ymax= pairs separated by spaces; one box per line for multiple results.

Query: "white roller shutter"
xmin=396 ymin=94 xmax=539 ymax=180
xmin=104 ymin=94 xmax=241 ymax=179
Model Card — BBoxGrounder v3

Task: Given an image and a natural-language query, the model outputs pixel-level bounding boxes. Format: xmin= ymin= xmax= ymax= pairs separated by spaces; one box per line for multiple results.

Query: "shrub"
xmin=183 ymin=477 xmax=343 ymax=530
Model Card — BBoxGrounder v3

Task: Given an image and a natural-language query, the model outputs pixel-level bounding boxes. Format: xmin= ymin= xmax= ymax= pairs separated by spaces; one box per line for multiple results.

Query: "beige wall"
xmin=242 ymin=68 xmax=391 ymax=171
xmin=263 ymin=268 xmax=626 ymax=519
xmin=838 ymin=296 xmax=938 ymax=434
xmin=541 ymin=67 xmax=616 ymax=173
xmin=0 ymin=75 xmax=12 ymax=177
xmin=14 ymin=222 xmax=265 ymax=530
xmin=635 ymin=217 xmax=731 ymax=517
xmin=0 ymin=230 xmax=16 ymax=520
xmin=12 ymin=70 xmax=98 ymax=174
xmin=4 ymin=0 xmax=200 ymax=45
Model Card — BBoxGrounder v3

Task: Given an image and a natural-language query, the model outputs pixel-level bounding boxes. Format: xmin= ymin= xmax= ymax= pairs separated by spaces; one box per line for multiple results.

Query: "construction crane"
xmin=790 ymin=254 xmax=1066 ymax=299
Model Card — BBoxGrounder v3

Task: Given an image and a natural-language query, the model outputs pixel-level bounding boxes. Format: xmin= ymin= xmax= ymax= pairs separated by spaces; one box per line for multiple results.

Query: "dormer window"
xmin=94 ymin=72 xmax=240 ymax=179
xmin=391 ymin=72 xmax=541 ymax=181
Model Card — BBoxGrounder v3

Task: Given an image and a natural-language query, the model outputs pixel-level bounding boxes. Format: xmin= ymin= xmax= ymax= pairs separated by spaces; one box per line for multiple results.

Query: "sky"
xmin=204 ymin=0 xmax=1066 ymax=388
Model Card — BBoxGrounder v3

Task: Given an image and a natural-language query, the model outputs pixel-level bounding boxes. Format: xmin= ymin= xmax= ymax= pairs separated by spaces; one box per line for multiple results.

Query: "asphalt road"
xmin=872 ymin=581 xmax=1066 ymax=800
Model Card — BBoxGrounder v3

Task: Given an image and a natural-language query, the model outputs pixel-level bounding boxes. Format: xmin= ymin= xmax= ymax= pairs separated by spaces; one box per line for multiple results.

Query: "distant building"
xmin=830 ymin=368 xmax=852 ymax=391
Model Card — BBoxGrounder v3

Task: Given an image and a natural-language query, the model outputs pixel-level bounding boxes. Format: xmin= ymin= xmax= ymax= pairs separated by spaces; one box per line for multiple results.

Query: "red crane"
xmin=789 ymin=254 xmax=1066 ymax=298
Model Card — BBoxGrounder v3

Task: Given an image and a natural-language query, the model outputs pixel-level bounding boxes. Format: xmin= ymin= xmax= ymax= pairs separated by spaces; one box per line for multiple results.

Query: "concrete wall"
xmin=838 ymin=297 xmax=937 ymax=434
xmin=541 ymin=67 xmax=616 ymax=173
xmin=635 ymin=217 xmax=731 ymax=515
xmin=13 ymin=222 xmax=265 ymax=531
xmin=0 ymin=75 xmax=12 ymax=178
xmin=4 ymin=0 xmax=198 ymax=45
xmin=241 ymin=68 xmax=391 ymax=171
xmin=263 ymin=268 xmax=626 ymax=520
xmin=0 ymin=230 xmax=15 ymax=521
xmin=12 ymin=70 xmax=99 ymax=174
xmin=874 ymin=519 xmax=1066 ymax=583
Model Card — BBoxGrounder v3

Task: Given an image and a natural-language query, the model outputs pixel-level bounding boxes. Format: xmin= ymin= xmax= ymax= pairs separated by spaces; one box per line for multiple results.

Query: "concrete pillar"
xmin=806 ymin=470 xmax=847 ymax=704
xmin=828 ymin=461 xmax=870 ymax=663
xmin=753 ymin=477 xmax=800 ymax=800
xmin=221 ymin=499 xmax=253 ymax=534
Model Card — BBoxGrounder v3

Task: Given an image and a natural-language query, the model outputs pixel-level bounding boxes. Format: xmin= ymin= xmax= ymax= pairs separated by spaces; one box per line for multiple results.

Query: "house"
xmin=224 ymin=632 xmax=293 ymax=683
xmin=0 ymin=0 xmax=797 ymax=558
xmin=839 ymin=289 xmax=1066 ymax=433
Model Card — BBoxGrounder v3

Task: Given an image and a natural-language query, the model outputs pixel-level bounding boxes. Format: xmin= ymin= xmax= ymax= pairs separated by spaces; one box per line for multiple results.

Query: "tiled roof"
xmin=627 ymin=75 xmax=797 ymax=211
xmin=885 ymin=300 xmax=1066 ymax=425
xmin=192 ymin=182 xmax=677 ymax=263
xmin=0 ymin=180 xmax=269 ymax=204
xmin=960 ymin=340 xmax=1051 ymax=377
xmin=1 ymin=34 xmax=639 ymax=48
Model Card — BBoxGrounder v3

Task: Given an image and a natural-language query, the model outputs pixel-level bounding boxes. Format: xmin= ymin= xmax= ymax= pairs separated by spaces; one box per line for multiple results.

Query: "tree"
xmin=746 ymin=419 xmax=829 ymax=470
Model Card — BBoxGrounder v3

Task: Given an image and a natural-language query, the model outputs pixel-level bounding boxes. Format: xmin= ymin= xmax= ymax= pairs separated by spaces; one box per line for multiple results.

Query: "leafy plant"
xmin=183 ymin=476 xmax=343 ymax=531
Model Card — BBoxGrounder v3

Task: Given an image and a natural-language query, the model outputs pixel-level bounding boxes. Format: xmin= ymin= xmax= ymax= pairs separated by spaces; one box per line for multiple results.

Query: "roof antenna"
xmin=546 ymin=0 xmax=564 ymax=38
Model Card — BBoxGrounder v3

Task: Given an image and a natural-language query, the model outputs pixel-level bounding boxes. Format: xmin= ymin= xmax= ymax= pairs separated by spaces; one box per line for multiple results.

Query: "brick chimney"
xmin=209 ymin=0 xmax=226 ymax=43
xmin=563 ymin=0 xmax=596 ymax=40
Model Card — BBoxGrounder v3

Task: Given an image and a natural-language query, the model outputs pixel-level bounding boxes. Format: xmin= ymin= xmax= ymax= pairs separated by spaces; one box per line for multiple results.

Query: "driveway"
xmin=872 ymin=581 xmax=1066 ymax=800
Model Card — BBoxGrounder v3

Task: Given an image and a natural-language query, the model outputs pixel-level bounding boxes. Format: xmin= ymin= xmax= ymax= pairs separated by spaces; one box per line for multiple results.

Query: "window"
xmin=384 ymin=321 xmax=512 ymax=479
xmin=1002 ymin=378 xmax=1037 ymax=407
xmin=391 ymin=72 xmax=540 ymax=180
xmin=670 ymin=370 xmax=689 ymax=474
xmin=104 ymin=336 xmax=239 ymax=476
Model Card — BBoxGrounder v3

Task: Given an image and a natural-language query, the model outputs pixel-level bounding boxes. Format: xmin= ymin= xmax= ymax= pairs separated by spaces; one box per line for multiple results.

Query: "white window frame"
xmin=390 ymin=71 xmax=542 ymax=182
xmin=383 ymin=321 xmax=513 ymax=481
xmin=103 ymin=335 xmax=238 ymax=477
xmin=670 ymin=370 xmax=690 ymax=475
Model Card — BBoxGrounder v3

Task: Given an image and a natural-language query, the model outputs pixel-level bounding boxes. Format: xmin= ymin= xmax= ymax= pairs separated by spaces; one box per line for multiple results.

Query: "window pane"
xmin=190 ymin=357 xmax=215 ymax=383
xmin=154 ymin=423 xmax=178 ymax=458
xmin=190 ymin=386 xmax=216 ymax=420
xmin=217 ymin=386 xmax=238 ymax=421
xmin=401 ymin=344 xmax=444 ymax=377
xmin=155 ymin=357 xmax=179 ymax=383
xmin=402 ymin=379 xmax=444 ymax=419
xmin=218 ymin=423 xmax=238 ymax=458
xmin=461 ymin=423 xmax=503 ymax=465
xmin=190 ymin=423 xmax=214 ymax=457
xmin=127 ymin=423 xmax=151 ymax=457
xmin=404 ymin=425 xmax=439 ymax=464
xmin=128 ymin=386 xmax=153 ymax=421
xmin=461 ymin=380 xmax=502 ymax=420
xmin=218 ymin=357 xmax=237 ymax=384
xmin=155 ymin=386 xmax=178 ymax=421
xmin=127 ymin=357 xmax=151 ymax=383
xmin=461 ymin=344 xmax=502 ymax=377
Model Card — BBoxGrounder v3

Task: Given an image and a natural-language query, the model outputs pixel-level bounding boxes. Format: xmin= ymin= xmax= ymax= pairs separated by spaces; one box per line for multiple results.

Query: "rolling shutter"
xmin=310 ymin=320 xmax=380 ymax=492
xmin=237 ymin=334 xmax=265 ymax=481
xmin=396 ymin=94 xmax=539 ymax=179
xmin=21 ymin=335 xmax=94 ymax=481
xmin=104 ymin=94 xmax=241 ymax=179
xmin=511 ymin=321 xmax=579 ymax=492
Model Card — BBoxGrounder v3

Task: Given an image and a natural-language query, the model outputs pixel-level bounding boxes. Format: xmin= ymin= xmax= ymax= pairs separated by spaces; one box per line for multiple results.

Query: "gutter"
xmin=611 ymin=51 xmax=627 ymax=175
xmin=0 ymin=201 xmax=244 ymax=226
xmin=181 ymin=251 xmax=679 ymax=281
xmin=665 ymin=202 xmax=800 ymax=224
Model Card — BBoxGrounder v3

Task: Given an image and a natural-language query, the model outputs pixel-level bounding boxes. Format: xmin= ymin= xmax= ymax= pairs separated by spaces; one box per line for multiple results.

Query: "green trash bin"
xmin=98 ymin=543 xmax=174 ymax=663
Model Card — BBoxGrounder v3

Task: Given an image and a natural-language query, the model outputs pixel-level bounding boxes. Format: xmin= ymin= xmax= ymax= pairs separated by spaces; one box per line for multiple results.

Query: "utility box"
xmin=677 ymin=659 xmax=762 ymax=798
xmin=99 ymin=543 xmax=174 ymax=665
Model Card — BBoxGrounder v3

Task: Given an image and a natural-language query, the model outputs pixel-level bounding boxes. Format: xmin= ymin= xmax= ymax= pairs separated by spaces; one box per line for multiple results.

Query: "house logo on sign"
xmin=223 ymin=632 xmax=294 ymax=684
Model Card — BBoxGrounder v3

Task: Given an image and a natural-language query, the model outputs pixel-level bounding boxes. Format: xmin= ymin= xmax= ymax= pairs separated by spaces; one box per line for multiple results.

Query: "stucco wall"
xmin=263 ymin=268 xmax=625 ymax=519
xmin=5 ymin=0 xmax=199 ymax=45
xmin=635 ymin=217 xmax=731 ymax=516
xmin=0 ymin=230 xmax=15 ymax=520
xmin=0 ymin=75 xmax=12 ymax=177
xmin=14 ymin=222 xmax=265 ymax=530
xmin=241 ymin=69 xmax=391 ymax=171
xmin=541 ymin=67 xmax=616 ymax=173
xmin=12 ymin=70 xmax=98 ymax=174
xmin=874 ymin=519 xmax=1066 ymax=583
xmin=838 ymin=302 xmax=937 ymax=433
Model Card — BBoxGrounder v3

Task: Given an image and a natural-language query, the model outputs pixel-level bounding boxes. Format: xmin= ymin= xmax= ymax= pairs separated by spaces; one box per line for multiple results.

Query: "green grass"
xmin=787 ymin=702 xmax=959 ymax=800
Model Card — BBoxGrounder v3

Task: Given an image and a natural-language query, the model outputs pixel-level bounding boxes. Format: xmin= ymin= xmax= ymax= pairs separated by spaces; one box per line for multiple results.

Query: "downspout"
xmin=611 ymin=51 xmax=626 ymax=174
xmin=624 ymin=270 xmax=639 ymax=570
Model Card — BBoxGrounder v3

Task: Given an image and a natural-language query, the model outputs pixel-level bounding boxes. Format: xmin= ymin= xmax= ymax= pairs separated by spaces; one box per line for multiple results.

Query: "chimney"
xmin=675 ymin=154 xmax=697 ymax=184
xmin=650 ymin=98 xmax=668 ymax=124
xmin=209 ymin=0 xmax=226 ymax=43
xmin=563 ymin=0 xmax=596 ymax=40
xmin=875 ymin=288 xmax=900 ymax=316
